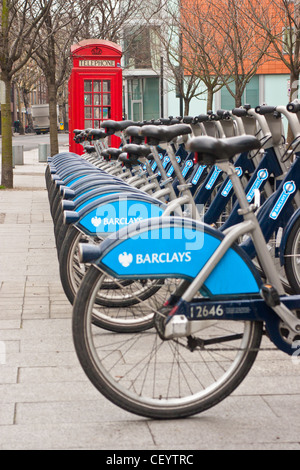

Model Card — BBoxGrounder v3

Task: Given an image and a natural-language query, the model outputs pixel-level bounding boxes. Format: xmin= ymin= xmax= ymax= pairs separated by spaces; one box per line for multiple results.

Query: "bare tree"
xmin=30 ymin=0 xmax=147 ymax=156
xmin=0 ymin=0 xmax=52 ymax=188
xmin=178 ymin=0 xmax=227 ymax=112
xmin=30 ymin=0 xmax=88 ymax=156
xmin=177 ymin=0 xmax=270 ymax=110
xmin=158 ymin=23 xmax=209 ymax=115
xmin=245 ymin=0 xmax=300 ymax=141
xmin=13 ymin=59 xmax=44 ymax=134
xmin=206 ymin=0 xmax=270 ymax=107
xmin=246 ymin=0 xmax=300 ymax=99
xmin=81 ymin=0 xmax=146 ymax=43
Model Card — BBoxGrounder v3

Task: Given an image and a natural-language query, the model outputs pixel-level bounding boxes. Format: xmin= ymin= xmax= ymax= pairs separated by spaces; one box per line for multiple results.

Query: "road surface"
xmin=0 ymin=132 xmax=69 ymax=153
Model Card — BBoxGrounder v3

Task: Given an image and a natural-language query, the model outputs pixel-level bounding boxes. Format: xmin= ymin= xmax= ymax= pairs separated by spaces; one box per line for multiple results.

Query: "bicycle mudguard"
xmin=49 ymin=161 xmax=92 ymax=175
xmin=81 ymin=217 xmax=262 ymax=297
xmin=64 ymin=194 xmax=167 ymax=237
xmin=48 ymin=152 xmax=80 ymax=165
xmin=62 ymin=176 xmax=126 ymax=200
xmin=50 ymin=151 xmax=80 ymax=161
xmin=52 ymin=170 xmax=103 ymax=190
xmin=59 ymin=169 xmax=105 ymax=187
xmin=63 ymin=184 xmax=142 ymax=211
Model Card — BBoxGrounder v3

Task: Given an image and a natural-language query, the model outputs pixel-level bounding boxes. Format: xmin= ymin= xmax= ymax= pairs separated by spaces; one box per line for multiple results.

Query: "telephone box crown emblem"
xmin=92 ymin=46 xmax=102 ymax=55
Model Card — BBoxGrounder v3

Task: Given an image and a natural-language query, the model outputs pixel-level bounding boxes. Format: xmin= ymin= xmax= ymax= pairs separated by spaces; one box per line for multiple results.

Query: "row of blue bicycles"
xmin=45 ymin=101 xmax=300 ymax=419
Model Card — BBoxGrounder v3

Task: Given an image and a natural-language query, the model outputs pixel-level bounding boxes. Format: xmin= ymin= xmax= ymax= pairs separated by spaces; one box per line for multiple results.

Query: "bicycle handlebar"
xmin=216 ymin=109 xmax=231 ymax=119
xmin=194 ymin=114 xmax=209 ymax=123
xmin=287 ymin=102 xmax=300 ymax=113
xmin=182 ymin=116 xmax=194 ymax=124
xmin=231 ymin=108 xmax=247 ymax=117
xmin=255 ymin=105 xmax=277 ymax=115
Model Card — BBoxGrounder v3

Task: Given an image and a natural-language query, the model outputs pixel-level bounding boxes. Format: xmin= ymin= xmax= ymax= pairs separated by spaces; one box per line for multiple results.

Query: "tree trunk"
xmin=287 ymin=69 xmax=299 ymax=145
xmin=16 ymin=87 xmax=25 ymax=135
xmin=184 ymin=98 xmax=190 ymax=116
xmin=235 ymin=91 xmax=242 ymax=108
xmin=206 ymin=86 xmax=213 ymax=112
xmin=22 ymin=90 xmax=33 ymax=129
xmin=1 ymin=77 xmax=13 ymax=188
xmin=47 ymin=77 xmax=59 ymax=156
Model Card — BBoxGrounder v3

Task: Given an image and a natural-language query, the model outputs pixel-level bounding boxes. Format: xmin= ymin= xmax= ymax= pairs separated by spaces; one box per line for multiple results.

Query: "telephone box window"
xmin=103 ymin=81 xmax=111 ymax=92
xmin=84 ymin=79 xmax=111 ymax=128
xmin=94 ymin=81 xmax=101 ymax=92
xmin=94 ymin=95 xmax=100 ymax=106
xmin=102 ymin=108 xmax=109 ymax=119
xmin=103 ymin=95 xmax=111 ymax=106
xmin=84 ymin=81 xmax=92 ymax=92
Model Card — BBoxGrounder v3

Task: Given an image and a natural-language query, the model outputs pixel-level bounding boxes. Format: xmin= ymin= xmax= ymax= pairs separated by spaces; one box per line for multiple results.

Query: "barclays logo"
xmin=91 ymin=216 xmax=143 ymax=228
xmin=246 ymin=168 xmax=268 ymax=202
xmin=118 ymin=252 xmax=133 ymax=267
xmin=270 ymin=180 xmax=296 ymax=220
xmin=91 ymin=216 xmax=102 ymax=227
xmin=118 ymin=251 xmax=192 ymax=268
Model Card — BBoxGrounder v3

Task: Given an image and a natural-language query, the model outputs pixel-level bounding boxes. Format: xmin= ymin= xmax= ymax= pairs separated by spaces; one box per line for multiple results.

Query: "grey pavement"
xmin=0 ymin=145 xmax=300 ymax=450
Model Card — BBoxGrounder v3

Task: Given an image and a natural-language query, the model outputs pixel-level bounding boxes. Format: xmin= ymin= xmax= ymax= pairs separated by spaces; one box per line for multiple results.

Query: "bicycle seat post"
xmin=222 ymin=159 xmax=285 ymax=295
xmin=149 ymin=145 xmax=178 ymax=201
xmin=165 ymin=140 xmax=200 ymax=220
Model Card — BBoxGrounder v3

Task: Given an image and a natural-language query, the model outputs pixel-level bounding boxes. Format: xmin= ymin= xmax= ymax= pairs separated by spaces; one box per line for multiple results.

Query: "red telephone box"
xmin=68 ymin=39 xmax=123 ymax=154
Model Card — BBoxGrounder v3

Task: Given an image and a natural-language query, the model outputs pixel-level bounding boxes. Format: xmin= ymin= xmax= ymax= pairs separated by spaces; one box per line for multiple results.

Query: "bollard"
xmin=12 ymin=145 xmax=24 ymax=165
xmin=38 ymin=143 xmax=50 ymax=162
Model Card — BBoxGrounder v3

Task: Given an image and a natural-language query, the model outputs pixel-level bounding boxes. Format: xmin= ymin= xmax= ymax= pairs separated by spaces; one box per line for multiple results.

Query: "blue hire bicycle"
xmin=70 ymin=132 xmax=300 ymax=420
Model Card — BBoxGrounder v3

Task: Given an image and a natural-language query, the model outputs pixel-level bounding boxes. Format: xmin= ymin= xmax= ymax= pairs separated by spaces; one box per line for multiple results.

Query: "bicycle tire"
xmin=59 ymin=228 xmax=165 ymax=323
xmin=72 ymin=265 xmax=263 ymax=419
xmin=284 ymin=216 xmax=300 ymax=294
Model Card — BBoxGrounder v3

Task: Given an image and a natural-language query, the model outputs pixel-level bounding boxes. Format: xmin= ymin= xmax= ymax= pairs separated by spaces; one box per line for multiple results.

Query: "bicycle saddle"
xmin=187 ymin=135 xmax=261 ymax=165
xmin=122 ymin=144 xmax=152 ymax=158
xmin=87 ymin=129 xmax=107 ymax=140
xmin=119 ymin=153 xmax=140 ymax=168
xmin=84 ymin=145 xmax=95 ymax=154
xmin=101 ymin=148 xmax=123 ymax=160
xmin=140 ymin=123 xmax=192 ymax=145
xmin=123 ymin=126 xmax=145 ymax=144
xmin=124 ymin=126 xmax=142 ymax=137
xmin=100 ymin=120 xmax=135 ymax=134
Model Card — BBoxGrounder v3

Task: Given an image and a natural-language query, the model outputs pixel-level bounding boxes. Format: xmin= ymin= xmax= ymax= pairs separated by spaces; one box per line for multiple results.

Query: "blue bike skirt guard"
xmin=67 ymin=193 xmax=167 ymax=236
xmin=93 ymin=217 xmax=262 ymax=297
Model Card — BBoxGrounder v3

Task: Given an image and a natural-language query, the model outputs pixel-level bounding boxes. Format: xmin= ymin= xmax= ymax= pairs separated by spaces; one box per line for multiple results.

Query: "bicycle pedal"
xmin=260 ymin=284 xmax=280 ymax=307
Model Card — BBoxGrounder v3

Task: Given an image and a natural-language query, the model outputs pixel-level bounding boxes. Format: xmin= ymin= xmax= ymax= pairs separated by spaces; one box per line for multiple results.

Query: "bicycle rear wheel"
xmin=284 ymin=216 xmax=300 ymax=294
xmin=72 ymin=265 xmax=263 ymax=419
xmin=59 ymin=227 xmax=166 ymax=319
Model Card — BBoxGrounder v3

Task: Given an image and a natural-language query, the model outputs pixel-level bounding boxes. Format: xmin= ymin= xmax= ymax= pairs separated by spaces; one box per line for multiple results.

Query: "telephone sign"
xmin=68 ymin=39 xmax=123 ymax=154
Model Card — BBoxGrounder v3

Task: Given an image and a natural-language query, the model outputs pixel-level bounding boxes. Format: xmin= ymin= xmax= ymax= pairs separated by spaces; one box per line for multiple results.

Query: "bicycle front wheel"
xmin=72 ymin=265 xmax=263 ymax=419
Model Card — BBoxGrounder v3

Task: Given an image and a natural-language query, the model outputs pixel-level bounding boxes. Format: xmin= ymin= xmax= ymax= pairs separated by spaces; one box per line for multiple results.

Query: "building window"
xmin=124 ymin=25 xmax=160 ymax=70
xmin=127 ymin=77 xmax=160 ymax=120
xmin=220 ymin=75 xmax=260 ymax=109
